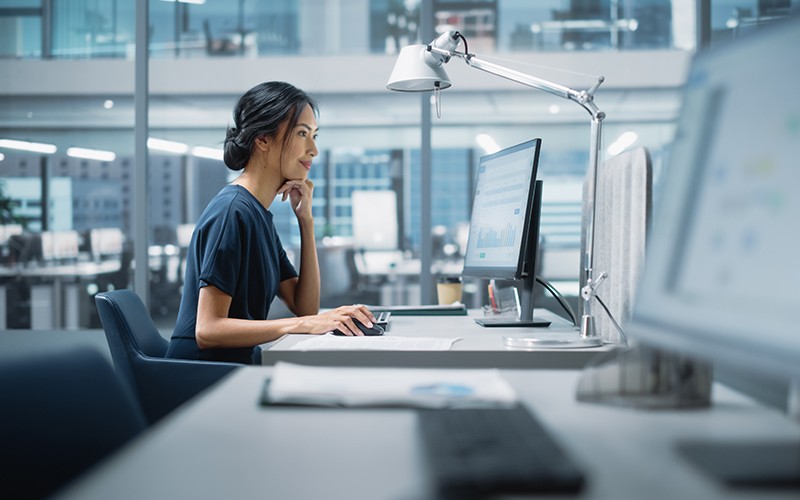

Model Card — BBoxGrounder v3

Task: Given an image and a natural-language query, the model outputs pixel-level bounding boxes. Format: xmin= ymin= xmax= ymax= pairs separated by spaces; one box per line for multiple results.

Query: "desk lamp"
xmin=387 ymin=31 xmax=606 ymax=347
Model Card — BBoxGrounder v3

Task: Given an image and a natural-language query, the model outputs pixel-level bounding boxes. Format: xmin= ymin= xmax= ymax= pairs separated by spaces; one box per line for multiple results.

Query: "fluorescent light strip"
xmin=0 ymin=139 xmax=57 ymax=154
xmin=607 ymin=131 xmax=638 ymax=156
xmin=475 ymin=133 xmax=501 ymax=154
xmin=159 ymin=0 xmax=206 ymax=4
xmin=191 ymin=146 xmax=224 ymax=161
xmin=67 ymin=147 xmax=116 ymax=162
xmin=148 ymin=138 xmax=189 ymax=154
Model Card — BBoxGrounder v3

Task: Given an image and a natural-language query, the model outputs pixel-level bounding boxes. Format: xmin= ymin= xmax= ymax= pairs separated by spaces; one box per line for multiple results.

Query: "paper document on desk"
xmin=264 ymin=362 xmax=519 ymax=409
xmin=290 ymin=336 xmax=458 ymax=351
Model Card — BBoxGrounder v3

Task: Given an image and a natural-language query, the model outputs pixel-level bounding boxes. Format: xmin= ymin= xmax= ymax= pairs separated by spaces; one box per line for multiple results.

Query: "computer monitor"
xmin=351 ymin=190 xmax=399 ymax=250
xmin=462 ymin=138 xmax=548 ymax=327
xmin=89 ymin=228 xmax=124 ymax=260
xmin=41 ymin=230 xmax=80 ymax=262
xmin=628 ymin=13 xmax=800 ymax=391
xmin=627 ymin=14 xmax=800 ymax=485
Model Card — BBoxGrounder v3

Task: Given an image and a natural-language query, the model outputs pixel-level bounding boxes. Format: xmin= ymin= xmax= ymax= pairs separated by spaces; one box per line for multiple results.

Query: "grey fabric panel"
xmin=582 ymin=147 xmax=652 ymax=343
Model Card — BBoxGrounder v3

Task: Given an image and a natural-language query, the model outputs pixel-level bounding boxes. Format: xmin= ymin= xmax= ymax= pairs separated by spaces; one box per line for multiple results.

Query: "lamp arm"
xmin=427 ymin=46 xmax=605 ymax=121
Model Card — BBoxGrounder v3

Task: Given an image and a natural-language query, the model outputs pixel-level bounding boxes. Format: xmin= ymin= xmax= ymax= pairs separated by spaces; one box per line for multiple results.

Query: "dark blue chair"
xmin=0 ymin=347 xmax=147 ymax=499
xmin=95 ymin=289 xmax=240 ymax=424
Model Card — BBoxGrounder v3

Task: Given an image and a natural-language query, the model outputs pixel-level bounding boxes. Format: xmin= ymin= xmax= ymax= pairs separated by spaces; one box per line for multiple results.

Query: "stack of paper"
xmin=263 ymin=362 xmax=519 ymax=409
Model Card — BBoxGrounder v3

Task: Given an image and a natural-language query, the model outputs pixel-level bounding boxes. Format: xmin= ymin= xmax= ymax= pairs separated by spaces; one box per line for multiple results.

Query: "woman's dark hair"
xmin=223 ymin=81 xmax=318 ymax=171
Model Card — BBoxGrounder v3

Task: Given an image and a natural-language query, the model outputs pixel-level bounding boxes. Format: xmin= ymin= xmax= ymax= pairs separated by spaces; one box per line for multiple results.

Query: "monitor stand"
xmin=473 ymin=271 xmax=552 ymax=328
xmin=475 ymin=317 xmax=550 ymax=327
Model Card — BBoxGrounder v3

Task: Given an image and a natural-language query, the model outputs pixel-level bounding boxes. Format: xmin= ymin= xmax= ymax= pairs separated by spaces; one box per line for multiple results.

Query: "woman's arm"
xmin=195 ymin=285 xmax=377 ymax=349
xmin=287 ymin=210 xmax=320 ymax=315
xmin=277 ymin=179 xmax=320 ymax=316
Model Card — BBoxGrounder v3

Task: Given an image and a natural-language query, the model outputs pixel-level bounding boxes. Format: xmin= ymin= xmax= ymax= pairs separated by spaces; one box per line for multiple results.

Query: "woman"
xmin=167 ymin=81 xmax=375 ymax=365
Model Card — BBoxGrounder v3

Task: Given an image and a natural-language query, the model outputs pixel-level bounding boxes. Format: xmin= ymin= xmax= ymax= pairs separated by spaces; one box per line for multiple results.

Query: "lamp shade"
xmin=386 ymin=45 xmax=452 ymax=92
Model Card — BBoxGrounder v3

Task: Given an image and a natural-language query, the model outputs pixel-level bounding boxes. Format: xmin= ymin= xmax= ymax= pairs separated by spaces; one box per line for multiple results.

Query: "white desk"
xmin=57 ymin=367 xmax=800 ymax=500
xmin=261 ymin=308 xmax=615 ymax=368
xmin=0 ymin=260 xmax=122 ymax=329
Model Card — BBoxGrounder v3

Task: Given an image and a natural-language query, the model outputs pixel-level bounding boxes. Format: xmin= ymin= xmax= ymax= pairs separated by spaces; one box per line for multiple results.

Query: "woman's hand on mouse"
xmin=296 ymin=304 xmax=376 ymax=336
xmin=278 ymin=179 xmax=314 ymax=221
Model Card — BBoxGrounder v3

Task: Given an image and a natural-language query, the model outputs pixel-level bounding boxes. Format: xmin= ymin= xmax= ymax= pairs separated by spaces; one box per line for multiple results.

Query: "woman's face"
xmin=274 ymin=104 xmax=319 ymax=181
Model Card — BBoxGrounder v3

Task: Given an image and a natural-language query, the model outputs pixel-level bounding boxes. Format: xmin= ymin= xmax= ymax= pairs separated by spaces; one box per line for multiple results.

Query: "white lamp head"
xmin=386 ymin=44 xmax=452 ymax=92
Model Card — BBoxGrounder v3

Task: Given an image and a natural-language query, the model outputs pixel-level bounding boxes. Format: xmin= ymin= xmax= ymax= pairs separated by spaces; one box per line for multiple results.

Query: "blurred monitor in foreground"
xmin=628 ymin=13 xmax=800 ymax=391
xmin=626 ymin=15 xmax=800 ymax=487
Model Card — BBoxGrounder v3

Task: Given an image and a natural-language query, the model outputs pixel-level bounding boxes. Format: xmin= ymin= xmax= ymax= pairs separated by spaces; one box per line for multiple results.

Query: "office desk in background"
xmin=57 ymin=367 xmax=800 ymax=500
xmin=0 ymin=260 xmax=122 ymax=329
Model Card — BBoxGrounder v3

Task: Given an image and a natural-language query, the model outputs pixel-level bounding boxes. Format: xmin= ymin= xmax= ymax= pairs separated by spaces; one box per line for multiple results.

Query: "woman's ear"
xmin=254 ymin=136 xmax=269 ymax=152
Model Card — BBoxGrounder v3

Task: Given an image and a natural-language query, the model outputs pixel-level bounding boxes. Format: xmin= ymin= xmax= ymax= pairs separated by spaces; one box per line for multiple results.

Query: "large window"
xmin=10 ymin=1 xmax=786 ymax=60
xmin=3 ymin=0 xmax=795 ymax=329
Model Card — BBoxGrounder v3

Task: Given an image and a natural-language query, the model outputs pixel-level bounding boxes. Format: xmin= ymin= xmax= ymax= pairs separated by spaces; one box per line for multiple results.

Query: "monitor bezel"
xmin=461 ymin=138 xmax=542 ymax=281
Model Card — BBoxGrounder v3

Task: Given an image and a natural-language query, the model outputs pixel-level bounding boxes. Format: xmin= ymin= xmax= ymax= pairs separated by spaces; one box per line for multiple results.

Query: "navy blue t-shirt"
xmin=167 ymin=185 xmax=298 ymax=364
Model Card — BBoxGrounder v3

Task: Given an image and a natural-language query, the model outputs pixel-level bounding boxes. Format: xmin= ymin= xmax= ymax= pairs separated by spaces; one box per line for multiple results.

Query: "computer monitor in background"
xmin=176 ymin=224 xmax=195 ymax=249
xmin=462 ymin=138 xmax=548 ymax=327
xmin=41 ymin=230 xmax=80 ymax=263
xmin=89 ymin=228 xmax=124 ymax=261
xmin=351 ymin=190 xmax=399 ymax=250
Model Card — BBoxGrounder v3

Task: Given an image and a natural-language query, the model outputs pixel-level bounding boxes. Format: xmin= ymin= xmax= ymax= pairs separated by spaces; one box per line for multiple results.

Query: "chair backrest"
xmin=581 ymin=147 xmax=653 ymax=343
xmin=95 ymin=289 xmax=241 ymax=424
xmin=0 ymin=346 xmax=146 ymax=499
xmin=95 ymin=289 xmax=169 ymax=394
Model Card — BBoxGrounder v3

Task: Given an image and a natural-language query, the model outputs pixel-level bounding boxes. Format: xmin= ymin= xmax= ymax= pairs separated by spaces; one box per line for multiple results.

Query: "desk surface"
xmin=0 ymin=260 xmax=121 ymax=279
xmin=261 ymin=308 xmax=614 ymax=368
xmin=58 ymin=367 xmax=800 ymax=500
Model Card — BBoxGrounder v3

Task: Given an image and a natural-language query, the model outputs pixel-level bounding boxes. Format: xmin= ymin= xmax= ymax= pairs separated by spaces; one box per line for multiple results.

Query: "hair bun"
xmin=223 ymin=129 xmax=248 ymax=171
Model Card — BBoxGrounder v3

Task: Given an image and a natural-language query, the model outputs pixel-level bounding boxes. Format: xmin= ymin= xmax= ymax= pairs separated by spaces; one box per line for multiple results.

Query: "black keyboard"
xmin=374 ymin=310 xmax=391 ymax=329
xmin=417 ymin=406 xmax=585 ymax=498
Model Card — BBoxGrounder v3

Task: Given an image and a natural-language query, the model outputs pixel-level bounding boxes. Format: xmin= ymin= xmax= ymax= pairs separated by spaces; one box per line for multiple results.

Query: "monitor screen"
xmin=41 ymin=230 xmax=80 ymax=261
xmin=90 ymin=228 xmax=124 ymax=258
xmin=462 ymin=138 xmax=542 ymax=280
xmin=628 ymin=15 xmax=800 ymax=383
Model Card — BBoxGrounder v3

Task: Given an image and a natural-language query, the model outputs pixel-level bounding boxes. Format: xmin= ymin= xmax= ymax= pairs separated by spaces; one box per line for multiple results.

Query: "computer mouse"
xmin=332 ymin=320 xmax=385 ymax=336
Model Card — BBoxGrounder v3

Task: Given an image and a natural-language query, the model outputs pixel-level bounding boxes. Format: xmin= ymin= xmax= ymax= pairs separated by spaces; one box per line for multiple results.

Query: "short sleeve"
xmin=278 ymin=243 xmax=298 ymax=282
xmin=197 ymin=209 xmax=242 ymax=297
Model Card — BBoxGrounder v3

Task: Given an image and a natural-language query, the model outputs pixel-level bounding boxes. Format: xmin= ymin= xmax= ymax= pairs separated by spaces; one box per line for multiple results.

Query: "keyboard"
xmin=374 ymin=310 xmax=391 ymax=329
xmin=417 ymin=406 xmax=585 ymax=498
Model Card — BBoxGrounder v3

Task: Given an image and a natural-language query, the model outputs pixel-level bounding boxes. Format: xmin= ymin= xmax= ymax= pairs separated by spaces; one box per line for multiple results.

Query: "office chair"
xmin=0 ymin=346 xmax=147 ymax=500
xmin=95 ymin=289 xmax=240 ymax=424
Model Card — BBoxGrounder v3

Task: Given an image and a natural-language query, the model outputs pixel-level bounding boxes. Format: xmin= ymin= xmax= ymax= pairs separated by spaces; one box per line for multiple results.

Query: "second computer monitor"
xmin=462 ymin=138 xmax=547 ymax=327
